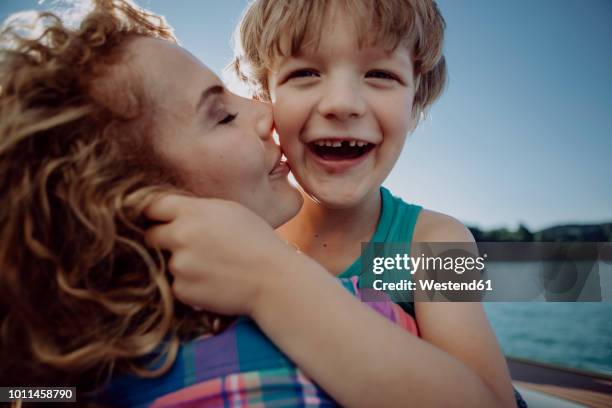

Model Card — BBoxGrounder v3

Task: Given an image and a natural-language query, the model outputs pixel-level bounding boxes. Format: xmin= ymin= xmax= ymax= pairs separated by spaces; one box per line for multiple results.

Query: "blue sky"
xmin=2 ymin=0 xmax=610 ymax=230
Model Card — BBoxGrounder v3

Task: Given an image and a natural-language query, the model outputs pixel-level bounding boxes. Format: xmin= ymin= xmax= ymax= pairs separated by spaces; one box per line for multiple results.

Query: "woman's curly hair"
xmin=0 ymin=0 xmax=227 ymax=400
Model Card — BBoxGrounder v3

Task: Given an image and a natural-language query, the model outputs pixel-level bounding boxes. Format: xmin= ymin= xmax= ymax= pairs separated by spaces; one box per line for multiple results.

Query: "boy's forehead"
xmin=270 ymin=33 xmax=414 ymax=68
xmin=269 ymin=6 xmax=414 ymax=65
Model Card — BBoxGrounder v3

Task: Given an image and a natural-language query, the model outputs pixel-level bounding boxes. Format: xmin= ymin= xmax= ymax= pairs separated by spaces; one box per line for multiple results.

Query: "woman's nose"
xmin=253 ymin=100 xmax=274 ymax=141
xmin=317 ymin=77 xmax=366 ymax=121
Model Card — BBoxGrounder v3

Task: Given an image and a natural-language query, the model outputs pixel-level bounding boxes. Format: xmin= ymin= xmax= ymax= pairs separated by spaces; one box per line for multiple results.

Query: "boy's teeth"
xmin=312 ymin=139 xmax=372 ymax=147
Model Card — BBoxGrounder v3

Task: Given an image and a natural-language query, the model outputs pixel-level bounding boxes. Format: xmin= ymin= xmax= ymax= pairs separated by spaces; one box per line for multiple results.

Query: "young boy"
xmin=233 ymin=0 xmax=453 ymax=277
xmin=232 ymin=0 xmax=519 ymax=406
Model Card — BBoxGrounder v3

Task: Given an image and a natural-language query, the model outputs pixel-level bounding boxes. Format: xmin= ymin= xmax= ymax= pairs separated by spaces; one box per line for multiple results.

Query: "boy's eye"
xmin=218 ymin=113 xmax=237 ymax=125
xmin=287 ymin=69 xmax=319 ymax=80
xmin=366 ymin=70 xmax=399 ymax=82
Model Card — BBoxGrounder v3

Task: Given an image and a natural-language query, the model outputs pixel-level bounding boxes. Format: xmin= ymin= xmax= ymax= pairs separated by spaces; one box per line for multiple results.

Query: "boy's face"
xmin=268 ymin=9 xmax=417 ymax=209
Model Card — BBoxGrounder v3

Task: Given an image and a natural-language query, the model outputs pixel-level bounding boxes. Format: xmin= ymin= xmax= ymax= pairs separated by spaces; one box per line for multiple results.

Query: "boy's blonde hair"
xmin=232 ymin=0 xmax=446 ymax=117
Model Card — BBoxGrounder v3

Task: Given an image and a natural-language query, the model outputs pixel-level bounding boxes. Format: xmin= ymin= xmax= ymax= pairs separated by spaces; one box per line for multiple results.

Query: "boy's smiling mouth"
xmin=303 ymin=137 xmax=377 ymax=174
xmin=308 ymin=138 xmax=376 ymax=161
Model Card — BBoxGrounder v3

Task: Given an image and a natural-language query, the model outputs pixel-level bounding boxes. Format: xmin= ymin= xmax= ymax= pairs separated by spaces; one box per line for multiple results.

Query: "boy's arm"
xmin=252 ymin=249 xmax=510 ymax=407
xmin=412 ymin=210 xmax=517 ymax=408
xmin=146 ymin=195 xmax=513 ymax=408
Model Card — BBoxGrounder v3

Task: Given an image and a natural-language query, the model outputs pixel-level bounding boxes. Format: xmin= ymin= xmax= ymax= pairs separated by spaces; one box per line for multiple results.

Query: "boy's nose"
xmin=317 ymin=78 xmax=366 ymax=121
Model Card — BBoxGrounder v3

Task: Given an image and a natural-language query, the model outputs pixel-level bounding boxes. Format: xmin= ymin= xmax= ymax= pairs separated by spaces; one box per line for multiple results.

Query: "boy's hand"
xmin=145 ymin=194 xmax=293 ymax=317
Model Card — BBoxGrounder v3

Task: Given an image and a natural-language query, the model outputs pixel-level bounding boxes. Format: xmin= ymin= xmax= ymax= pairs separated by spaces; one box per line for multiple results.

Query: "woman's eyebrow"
xmin=196 ymin=85 xmax=224 ymax=112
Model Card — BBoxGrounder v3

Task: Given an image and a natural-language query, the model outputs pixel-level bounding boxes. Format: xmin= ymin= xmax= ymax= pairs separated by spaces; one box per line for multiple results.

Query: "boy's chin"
xmin=304 ymin=184 xmax=377 ymax=210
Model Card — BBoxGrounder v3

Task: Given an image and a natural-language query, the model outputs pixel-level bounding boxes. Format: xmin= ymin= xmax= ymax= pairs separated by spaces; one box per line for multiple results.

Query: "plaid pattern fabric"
xmin=341 ymin=276 xmax=419 ymax=335
xmin=93 ymin=276 xmax=418 ymax=407
xmin=150 ymin=368 xmax=335 ymax=407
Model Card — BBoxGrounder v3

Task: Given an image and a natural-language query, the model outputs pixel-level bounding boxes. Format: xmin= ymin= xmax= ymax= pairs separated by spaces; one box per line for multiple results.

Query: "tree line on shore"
xmin=467 ymin=222 xmax=612 ymax=242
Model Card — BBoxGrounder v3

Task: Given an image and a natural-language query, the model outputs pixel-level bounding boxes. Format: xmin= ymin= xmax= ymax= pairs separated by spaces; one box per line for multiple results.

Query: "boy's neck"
xmin=277 ymin=188 xmax=382 ymax=275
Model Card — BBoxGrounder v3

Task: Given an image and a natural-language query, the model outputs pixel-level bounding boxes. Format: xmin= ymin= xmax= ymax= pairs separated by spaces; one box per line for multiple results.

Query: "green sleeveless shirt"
xmin=337 ymin=186 xmax=422 ymax=315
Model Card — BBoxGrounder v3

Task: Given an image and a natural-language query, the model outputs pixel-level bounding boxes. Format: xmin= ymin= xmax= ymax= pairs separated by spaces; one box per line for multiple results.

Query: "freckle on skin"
xmin=323 ymin=243 xmax=327 ymax=248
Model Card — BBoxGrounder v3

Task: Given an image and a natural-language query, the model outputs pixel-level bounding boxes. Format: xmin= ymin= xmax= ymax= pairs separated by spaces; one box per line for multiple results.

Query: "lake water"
xmin=484 ymin=302 xmax=612 ymax=375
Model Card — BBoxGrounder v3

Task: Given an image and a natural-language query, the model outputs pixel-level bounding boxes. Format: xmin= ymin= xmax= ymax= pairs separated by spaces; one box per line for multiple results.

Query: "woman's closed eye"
xmin=208 ymin=100 xmax=237 ymax=125
xmin=218 ymin=112 xmax=237 ymax=125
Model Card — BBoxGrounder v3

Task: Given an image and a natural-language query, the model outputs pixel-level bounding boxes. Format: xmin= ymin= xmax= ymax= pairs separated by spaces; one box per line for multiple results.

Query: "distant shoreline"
xmin=468 ymin=222 xmax=612 ymax=242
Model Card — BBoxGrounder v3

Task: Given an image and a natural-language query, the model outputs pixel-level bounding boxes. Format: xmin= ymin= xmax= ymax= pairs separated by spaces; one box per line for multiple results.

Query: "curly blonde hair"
xmin=232 ymin=0 xmax=446 ymax=118
xmin=0 ymin=0 xmax=227 ymax=401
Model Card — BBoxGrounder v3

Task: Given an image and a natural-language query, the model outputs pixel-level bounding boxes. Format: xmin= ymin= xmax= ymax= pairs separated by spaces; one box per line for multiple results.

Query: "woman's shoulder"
xmin=414 ymin=208 xmax=475 ymax=243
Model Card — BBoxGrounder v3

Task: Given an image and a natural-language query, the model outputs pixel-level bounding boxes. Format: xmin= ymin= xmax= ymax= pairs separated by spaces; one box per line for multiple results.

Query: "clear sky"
xmin=2 ymin=0 xmax=611 ymax=230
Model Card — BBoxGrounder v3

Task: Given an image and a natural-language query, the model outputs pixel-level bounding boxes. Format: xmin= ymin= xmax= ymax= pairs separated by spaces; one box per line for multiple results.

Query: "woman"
xmin=0 ymin=0 xmax=296 ymax=400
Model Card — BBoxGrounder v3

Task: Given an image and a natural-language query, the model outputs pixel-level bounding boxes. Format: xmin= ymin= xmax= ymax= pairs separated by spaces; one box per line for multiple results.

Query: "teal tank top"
xmin=337 ymin=186 xmax=422 ymax=314
xmin=338 ymin=186 xmax=422 ymax=279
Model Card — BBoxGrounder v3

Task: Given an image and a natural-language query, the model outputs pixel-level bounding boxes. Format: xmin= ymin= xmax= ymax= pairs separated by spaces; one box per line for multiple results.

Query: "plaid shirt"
xmin=93 ymin=277 xmax=418 ymax=407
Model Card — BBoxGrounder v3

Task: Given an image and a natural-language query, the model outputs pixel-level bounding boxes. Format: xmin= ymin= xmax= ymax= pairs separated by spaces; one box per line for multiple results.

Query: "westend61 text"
xmin=373 ymin=279 xmax=493 ymax=292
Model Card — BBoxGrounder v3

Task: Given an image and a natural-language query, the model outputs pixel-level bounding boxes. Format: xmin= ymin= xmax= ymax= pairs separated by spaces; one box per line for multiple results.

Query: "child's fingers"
xmin=145 ymin=223 xmax=177 ymax=250
xmin=144 ymin=193 xmax=187 ymax=222
xmin=172 ymin=279 xmax=212 ymax=311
